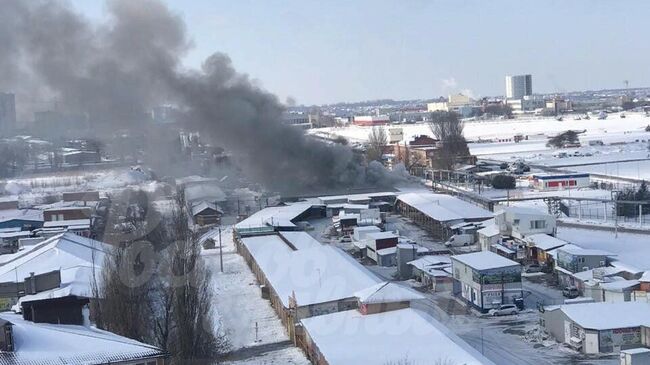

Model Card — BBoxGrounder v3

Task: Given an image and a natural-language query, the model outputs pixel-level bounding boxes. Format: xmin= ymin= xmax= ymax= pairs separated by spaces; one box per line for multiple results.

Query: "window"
xmin=513 ymin=219 xmax=520 ymax=226
xmin=530 ymin=220 xmax=546 ymax=229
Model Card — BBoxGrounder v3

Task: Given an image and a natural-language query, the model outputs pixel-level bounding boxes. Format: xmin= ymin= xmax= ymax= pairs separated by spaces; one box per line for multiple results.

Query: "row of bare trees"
xmin=93 ymin=192 xmax=226 ymax=364
xmin=364 ymin=111 xmax=469 ymax=170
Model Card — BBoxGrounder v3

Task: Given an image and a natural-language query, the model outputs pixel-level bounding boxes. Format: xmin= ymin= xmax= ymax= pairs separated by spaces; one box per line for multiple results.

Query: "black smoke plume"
xmin=0 ymin=0 xmax=401 ymax=192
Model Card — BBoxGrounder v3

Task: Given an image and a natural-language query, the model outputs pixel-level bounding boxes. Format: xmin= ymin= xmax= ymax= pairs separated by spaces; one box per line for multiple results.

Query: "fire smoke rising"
xmin=0 ymin=0 xmax=399 ymax=191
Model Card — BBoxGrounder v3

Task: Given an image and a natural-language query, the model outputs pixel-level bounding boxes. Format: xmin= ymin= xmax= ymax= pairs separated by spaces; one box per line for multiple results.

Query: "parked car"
xmin=489 ymin=304 xmax=519 ymax=316
xmin=525 ymin=264 xmax=541 ymax=273
xmin=562 ymin=286 xmax=579 ymax=299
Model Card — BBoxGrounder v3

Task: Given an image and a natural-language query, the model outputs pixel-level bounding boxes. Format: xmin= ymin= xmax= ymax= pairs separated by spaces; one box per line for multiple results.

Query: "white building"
xmin=505 ymin=74 xmax=532 ymax=99
xmin=542 ymin=301 xmax=650 ymax=354
xmin=495 ymin=206 xmax=557 ymax=239
xmin=451 ymin=251 xmax=523 ymax=311
xmin=532 ymin=173 xmax=591 ymax=191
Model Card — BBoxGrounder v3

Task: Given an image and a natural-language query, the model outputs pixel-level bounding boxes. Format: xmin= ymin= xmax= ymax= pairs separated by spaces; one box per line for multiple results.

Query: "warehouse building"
xmin=396 ymin=193 xmax=493 ymax=240
xmin=451 ymin=251 xmax=523 ymax=311
xmin=235 ymin=231 xmax=381 ymax=339
xmin=542 ymin=301 xmax=650 ymax=354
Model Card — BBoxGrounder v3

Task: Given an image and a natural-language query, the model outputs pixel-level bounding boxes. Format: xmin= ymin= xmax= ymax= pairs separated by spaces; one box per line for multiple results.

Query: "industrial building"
xmin=451 ymin=251 xmax=523 ymax=311
xmin=235 ymin=231 xmax=381 ymax=339
xmin=542 ymin=301 xmax=650 ymax=354
xmin=531 ymin=173 xmax=590 ymax=191
xmin=299 ymin=282 xmax=494 ymax=365
xmin=395 ymin=192 xmax=493 ymax=240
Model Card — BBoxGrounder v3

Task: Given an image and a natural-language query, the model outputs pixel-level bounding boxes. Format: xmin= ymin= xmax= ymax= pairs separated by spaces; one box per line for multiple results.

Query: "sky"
xmin=70 ymin=0 xmax=650 ymax=105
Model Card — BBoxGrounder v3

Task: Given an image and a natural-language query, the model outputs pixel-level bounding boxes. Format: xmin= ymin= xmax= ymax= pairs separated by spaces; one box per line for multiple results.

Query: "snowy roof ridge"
xmin=354 ymin=282 xmax=425 ymax=304
xmin=0 ymin=312 xmax=165 ymax=364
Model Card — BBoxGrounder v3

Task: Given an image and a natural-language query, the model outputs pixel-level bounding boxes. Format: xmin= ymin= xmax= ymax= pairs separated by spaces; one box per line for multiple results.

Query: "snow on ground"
xmin=202 ymin=227 xmax=309 ymax=365
xmin=0 ymin=167 xmax=160 ymax=205
xmin=556 ymin=226 xmax=650 ymax=272
xmin=311 ymin=112 xmax=650 ymax=144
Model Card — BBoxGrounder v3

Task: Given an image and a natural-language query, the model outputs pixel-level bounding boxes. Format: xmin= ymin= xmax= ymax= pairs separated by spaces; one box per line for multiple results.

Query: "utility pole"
xmin=219 ymin=227 xmax=223 ymax=273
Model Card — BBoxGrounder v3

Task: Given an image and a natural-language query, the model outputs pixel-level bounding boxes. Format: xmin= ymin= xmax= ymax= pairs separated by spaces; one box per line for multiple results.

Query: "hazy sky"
xmin=71 ymin=0 xmax=650 ymax=105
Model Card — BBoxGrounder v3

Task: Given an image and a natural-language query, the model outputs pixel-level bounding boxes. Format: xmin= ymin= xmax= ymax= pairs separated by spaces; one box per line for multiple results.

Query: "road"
xmin=411 ymin=292 xmax=617 ymax=365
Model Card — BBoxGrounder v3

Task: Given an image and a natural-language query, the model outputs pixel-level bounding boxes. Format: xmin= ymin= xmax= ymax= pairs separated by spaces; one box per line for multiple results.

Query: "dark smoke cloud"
xmin=0 ymin=0 xmax=395 ymax=192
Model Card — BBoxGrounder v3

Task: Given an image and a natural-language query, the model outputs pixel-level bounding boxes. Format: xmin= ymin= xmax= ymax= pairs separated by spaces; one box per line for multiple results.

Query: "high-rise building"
xmin=0 ymin=92 xmax=16 ymax=133
xmin=505 ymin=74 xmax=533 ymax=99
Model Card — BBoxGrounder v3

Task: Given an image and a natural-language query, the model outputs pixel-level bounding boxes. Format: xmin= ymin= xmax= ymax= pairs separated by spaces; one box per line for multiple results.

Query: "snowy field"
xmin=201 ymin=228 xmax=309 ymax=365
xmin=0 ymin=167 xmax=161 ymax=205
xmin=311 ymin=112 xmax=650 ymax=145
xmin=311 ymin=112 xmax=650 ymax=179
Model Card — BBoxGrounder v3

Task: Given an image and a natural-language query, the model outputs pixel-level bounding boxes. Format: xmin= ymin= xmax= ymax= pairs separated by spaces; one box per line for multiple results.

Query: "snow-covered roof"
xmin=556 ymin=302 xmax=650 ymax=330
xmin=300 ymin=308 xmax=494 ymax=365
xmin=491 ymin=243 xmax=515 ymax=254
xmin=235 ymin=203 xmax=315 ymax=231
xmin=354 ymin=282 xmax=424 ymax=304
xmin=599 ymin=280 xmax=640 ymax=292
xmin=318 ymin=192 xmax=396 ymax=205
xmin=498 ymin=206 xmax=552 ymax=217
xmin=0 ymin=233 xmax=110 ymax=300
xmin=365 ymin=231 xmax=398 ymax=241
xmin=640 ymin=271 xmax=650 ymax=282
xmin=184 ymin=184 xmax=226 ymax=203
xmin=42 ymin=219 xmax=91 ymax=228
xmin=396 ymin=193 xmax=493 ymax=222
xmin=478 ymin=224 xmax=500 ymax=237
xmin=451 ymin=251 xmax=520 ymax=271
xmin=572 ymin=267 xmax=623 ymax=282
xmin=240 ymin=233 xmax=381 ymax=308
xmin=525 ymin=234 xmax=567 ymax=251
xmin=408 ymin=255 xmax=452 ymax=274
xmin=190 ymin=200 xmax=223 ymax=216
xmin=558 ymin=245 xmax=612 ymax=257
xmin=0 ymin=312 xmax=165 ymax=364
xmin=0 ymin=209 xmax=43 ymax=223
xmin=376 ymin=247 xmax=396 ymax=256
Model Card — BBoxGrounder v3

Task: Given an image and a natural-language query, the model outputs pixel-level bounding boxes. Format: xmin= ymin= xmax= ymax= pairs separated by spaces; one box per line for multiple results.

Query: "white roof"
xmin=525 ymin=234 xmax=567 ymax=251
xmin=451 ymin=251 xmax=520 ymax=271
xmin=498 ymin=206 xmax=551 ymax=217
xmin=478 ymin=224 xmax=500 ymax=237
xmin=640 ymin=271 xmax=650 ymax=282
xmin=0 ymin=233 xmax=110 ymax=300
xmin=0 ymin=312 xmax=164 ymax=364
xmin=599 ymin=280 xmax=640 ymax=292
xmin=235 ymin=203 xmax=315 ymax=230
xmin=43 ymin=219 xmax=91 ymax=228
xmin=354 ymin=282 xmax=424 ymax=304
xmin=396 ymin=193 xmax=493 ymax=222
xmin=365 ymin=231 xmax=398 ymax=241
xmin=558 ymin=302 xmax=650 ymax=330
xmin=0 ymin=209 xmax=43 ymax=223
xmin=300 ymin=308 xmax=494 ymax=365
xmin=190 ymin=200 xmax=222 ymax=216
xmin=408 ymin=255 xmax=452 ymax=274
xmin=558 ymin=245 xmax=612 ymax=257
xmin=184 ymin=184 xmax=226 ymax=203
xmin=376 ymin=247 xmax=396 ymax=255
xmin=353 ymin=226 xmax=381 ymax=234
xmin=240 ymin=233 xmax=381 ymax=308
xmin=318 ymin=192 xmax=395 ymax=205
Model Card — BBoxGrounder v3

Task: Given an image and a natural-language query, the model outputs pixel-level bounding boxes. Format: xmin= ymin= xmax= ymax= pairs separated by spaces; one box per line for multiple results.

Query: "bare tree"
xmin=366 ymin=126 xmax=388 ymax=162
xmin=429 ymin=111 xmax=469 ymax=169
xmin=164 ymin=200 xmax=224 ymax=363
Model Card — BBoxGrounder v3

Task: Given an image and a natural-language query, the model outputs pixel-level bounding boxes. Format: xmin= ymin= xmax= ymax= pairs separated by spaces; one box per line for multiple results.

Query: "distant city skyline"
xmin=70 ymin=0 xmax=650 ymax=105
